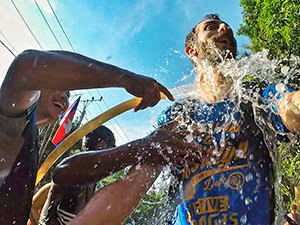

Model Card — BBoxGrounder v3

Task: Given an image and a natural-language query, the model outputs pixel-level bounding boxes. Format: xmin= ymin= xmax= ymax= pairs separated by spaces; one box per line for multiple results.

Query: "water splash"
xmin=126 ymin=50 xmax=300 ymax=224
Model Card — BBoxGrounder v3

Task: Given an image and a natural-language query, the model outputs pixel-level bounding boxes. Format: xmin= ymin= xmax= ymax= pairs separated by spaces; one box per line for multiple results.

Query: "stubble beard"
xmin=192 ymin=37 xmax=235 ymax=102
xmin=193 ymin=32 xmax=237 ymax=66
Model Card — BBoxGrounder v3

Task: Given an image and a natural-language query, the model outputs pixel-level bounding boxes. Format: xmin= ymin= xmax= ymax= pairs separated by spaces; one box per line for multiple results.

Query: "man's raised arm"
xmin=0 ymin=49 xmax=174 ymax=116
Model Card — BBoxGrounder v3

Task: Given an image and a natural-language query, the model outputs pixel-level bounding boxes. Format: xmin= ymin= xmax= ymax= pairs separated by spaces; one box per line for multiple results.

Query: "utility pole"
xmin=38 ymin=96 xmax=103 ymax=164
xmin=76 ymin=96 xmax=103 ymax=127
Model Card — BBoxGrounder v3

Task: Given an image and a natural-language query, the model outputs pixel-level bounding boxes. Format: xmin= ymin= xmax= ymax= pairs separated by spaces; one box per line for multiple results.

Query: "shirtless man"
xmin=0 ymin=49 xmax=175 ymax=225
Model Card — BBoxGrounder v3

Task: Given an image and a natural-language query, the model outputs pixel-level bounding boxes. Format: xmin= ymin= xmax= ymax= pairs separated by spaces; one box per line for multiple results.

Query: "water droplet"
xmin=185 ymin=134 xmax=193 ymax=143
xmin=235 ymin=149 xmax=245 ymax=158
xmin=245 ymin=197 xmax=252 ymax=205
xmin=281 ymin=65 xmax=289 ymax=75
xmin=135 ymin=164 xmax=141 ymax=170
xmin=245 ymin=173 xmax=253 ymax=182
xmin=166 ymin=146 xmax=173 ymax=154
xmin=93 ymin=164 xmax=98 ymax=169
xmin=240 ymin=214 xmax=247 ymax=224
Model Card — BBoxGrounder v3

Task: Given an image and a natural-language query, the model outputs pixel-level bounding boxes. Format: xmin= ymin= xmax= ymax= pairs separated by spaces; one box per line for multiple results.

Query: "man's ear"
xmin=185 ymin=46 xmax=198 ymax=57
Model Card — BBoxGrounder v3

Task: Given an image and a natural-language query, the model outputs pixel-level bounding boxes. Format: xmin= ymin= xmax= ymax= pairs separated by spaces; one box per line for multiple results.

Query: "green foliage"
xmin=279 ymin=142 xmax=300 ymax=209
xmin=124 ymin=189 xmax=170 ymax=225
xmin=238 ymin=0 xmax=300 ymax=206
xmin=96 ymin=169 xmax=125 ymax=190
xmin=238 ymin=0 xmax=300 ymax=59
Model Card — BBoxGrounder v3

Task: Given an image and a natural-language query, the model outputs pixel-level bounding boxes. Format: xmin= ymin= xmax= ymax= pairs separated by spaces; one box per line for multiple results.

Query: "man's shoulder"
xmin=0 ymin=113 xmax=30 ymax=152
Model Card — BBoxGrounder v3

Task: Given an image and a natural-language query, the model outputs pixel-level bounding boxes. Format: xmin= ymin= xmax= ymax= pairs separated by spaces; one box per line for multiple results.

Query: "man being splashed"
xmin=53 ymin=14 xmax=300 ymax=225
xmin=157 ymin=14 xmax=300 ymax=225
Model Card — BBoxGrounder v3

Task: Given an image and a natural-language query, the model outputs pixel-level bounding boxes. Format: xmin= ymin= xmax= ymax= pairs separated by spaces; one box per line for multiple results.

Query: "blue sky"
xmin=0 ymin=0 xmax=250 ymax=145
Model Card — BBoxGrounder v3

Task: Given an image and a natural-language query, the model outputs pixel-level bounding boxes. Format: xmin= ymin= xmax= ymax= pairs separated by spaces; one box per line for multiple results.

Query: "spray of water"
xmin=126 ymin=50 xmax=299 ymax=224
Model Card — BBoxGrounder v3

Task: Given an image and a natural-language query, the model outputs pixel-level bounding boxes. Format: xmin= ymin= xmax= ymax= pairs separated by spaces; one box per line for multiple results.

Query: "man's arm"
xmin=69 ymin=164 xmax=161 ymax=225
xmin=278 ymin=90 xmax=300 ymax=134
xmin=0 ymin=49 xmax=173 ymax=116
xmin=53 ymin=121 xmax=201 ymax=186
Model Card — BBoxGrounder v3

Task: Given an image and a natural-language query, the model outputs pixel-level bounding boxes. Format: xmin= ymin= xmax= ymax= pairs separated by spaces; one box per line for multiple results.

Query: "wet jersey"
xmin=158 ymin=85 xmax=290 ymax=225
xmin=0 ymin=103 xmax=39 ymax=225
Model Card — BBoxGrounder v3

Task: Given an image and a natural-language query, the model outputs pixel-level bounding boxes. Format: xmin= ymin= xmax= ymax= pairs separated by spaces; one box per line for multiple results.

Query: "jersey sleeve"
xmin=157 ymin=106 xmax=172 ymax=127
xmin=262 ymin=84 xmax=293 ymax=133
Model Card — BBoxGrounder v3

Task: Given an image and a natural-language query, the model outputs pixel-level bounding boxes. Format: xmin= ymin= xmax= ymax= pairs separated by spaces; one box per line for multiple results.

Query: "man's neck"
xmin=36 ymin=118 xmax=51 ymax=128
xmin=195 ymin=63 xmax=232 ymax=103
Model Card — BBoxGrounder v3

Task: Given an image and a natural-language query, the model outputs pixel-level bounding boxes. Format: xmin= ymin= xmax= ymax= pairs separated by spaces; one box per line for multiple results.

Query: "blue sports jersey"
xmin=158 ymin=85 xmax=290 ymax=225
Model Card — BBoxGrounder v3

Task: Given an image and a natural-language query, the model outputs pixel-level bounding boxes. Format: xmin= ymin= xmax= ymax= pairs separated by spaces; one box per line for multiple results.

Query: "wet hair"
xmin=83 ymin=125 xmax=116 ymax=150
xmin=185 ymin=14 xmax=221 ymax=48
xmin=203 ymin=14 xmax=221 ymax=21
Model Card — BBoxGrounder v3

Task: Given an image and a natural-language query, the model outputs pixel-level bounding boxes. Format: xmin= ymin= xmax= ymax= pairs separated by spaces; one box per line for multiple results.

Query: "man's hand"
xmin=123 ymin=74 xmax=174 ymax=111
xmin=278 ymin=90 xmax=300 ymax=134
xmin=140 ymin=120 xmax=202 ymax=167
xmin=53 ymin=121 xmax=201 ymax=186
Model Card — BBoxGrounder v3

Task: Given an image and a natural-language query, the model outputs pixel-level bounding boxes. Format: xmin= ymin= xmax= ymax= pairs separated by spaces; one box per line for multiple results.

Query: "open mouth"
xmin=217 ymin=39 xmax=230 ymax=45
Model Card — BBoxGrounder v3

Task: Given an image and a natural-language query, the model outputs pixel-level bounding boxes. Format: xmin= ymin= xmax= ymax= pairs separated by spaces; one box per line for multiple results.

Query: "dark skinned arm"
xmin=0 ymin=49 xmax=174 ymax=116
xmin=53 ymin=121 xmax=201 ymax=186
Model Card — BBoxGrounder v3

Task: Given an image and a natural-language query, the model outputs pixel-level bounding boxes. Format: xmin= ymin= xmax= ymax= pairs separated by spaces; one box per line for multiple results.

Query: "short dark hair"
xmin=83 ymin=125 xmax=116 ymax=150
xmin=185 ymin=14 xmax=221 ymax=48
xmin=203 ymin=14 xmax=221 ymax=21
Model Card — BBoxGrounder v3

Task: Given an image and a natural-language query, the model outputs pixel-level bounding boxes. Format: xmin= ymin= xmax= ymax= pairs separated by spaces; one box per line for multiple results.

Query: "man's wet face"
xmin=194 ymin=19 xmax=237 ymax=62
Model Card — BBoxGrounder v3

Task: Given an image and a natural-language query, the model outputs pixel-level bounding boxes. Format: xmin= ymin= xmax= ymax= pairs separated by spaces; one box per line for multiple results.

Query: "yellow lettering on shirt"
xmin=191 ymin=196 xmax=229 ymax=215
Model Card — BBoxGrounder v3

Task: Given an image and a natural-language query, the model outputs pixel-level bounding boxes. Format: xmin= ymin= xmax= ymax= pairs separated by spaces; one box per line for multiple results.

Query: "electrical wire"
xmin=0 ymin=30 xmax=18 ymax=55
xmin=85 ymin=90 xmax=127 ymax=143
xmin=10 ymin=0 xmax=44 ymax=49
xmin=96 ymin=90 xmax=130 ymax=141
xmin=46 ymin=0 xmax=76 ymax=52
xmin=0 ymin=39 xmax=16 ymax=57
xmin=42 ymin=0 xmax=128 ymax=142
xmin=33 ymin=0 xmax=63 ymax=50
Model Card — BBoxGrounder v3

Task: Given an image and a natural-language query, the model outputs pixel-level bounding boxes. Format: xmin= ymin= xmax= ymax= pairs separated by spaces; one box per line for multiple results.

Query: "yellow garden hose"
xmin=35 ymin=94 xmax=166 ymax=185
xmin=28 ymin=183 xmax=52 ymax=225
